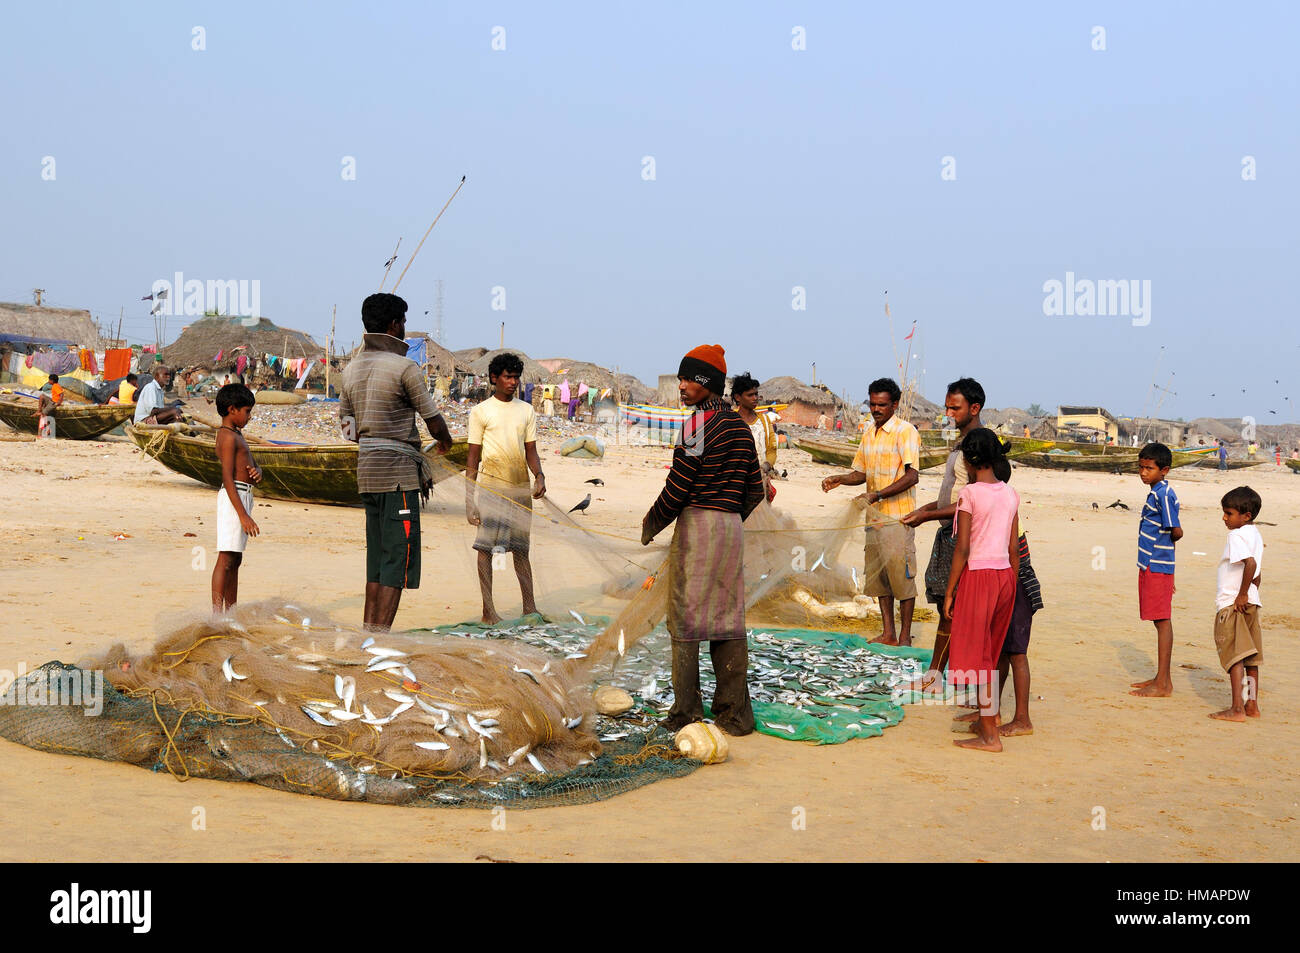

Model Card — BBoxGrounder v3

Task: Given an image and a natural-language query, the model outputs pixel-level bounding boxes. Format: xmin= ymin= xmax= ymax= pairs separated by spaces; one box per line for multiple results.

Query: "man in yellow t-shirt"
xmin=466 ymin=353 xmax=546 ymax=624
xmin=117 ymin=373 xmax=139 ymax=403
xmin=820 ymin=377 xmax=920 ymax=646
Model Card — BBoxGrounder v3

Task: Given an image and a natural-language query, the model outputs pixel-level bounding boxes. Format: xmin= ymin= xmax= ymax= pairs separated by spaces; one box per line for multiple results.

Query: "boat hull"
xmin=0 ymin=397 xmax=137 ymax=440
xmin=128 ymin=425 xmax=469 ymax=505
xmin=797 ymin=436 xmax=1052 ymax=471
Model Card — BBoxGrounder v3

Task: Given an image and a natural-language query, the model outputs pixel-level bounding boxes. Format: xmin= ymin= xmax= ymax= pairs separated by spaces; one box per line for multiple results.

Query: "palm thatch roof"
xmin=759 ymin=376 xmax=839 ymax=408
xmin=0 ymin=302 xmax=100 ymax=348
xmin=453 ymin=347 xmax=489 ymax=364
xmin=163 ymin=316 xmax=323 ymax=369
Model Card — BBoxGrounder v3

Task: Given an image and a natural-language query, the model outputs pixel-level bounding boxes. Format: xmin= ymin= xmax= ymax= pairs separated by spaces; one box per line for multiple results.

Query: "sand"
xmin=0 ymin=428 xmax=1295 ymax=862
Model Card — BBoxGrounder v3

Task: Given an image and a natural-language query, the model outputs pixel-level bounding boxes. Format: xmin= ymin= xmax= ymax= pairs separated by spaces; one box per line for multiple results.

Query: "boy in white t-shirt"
xmin=466 ymin=353 xmax=546 ymax=624
xmin=1210 ymin=486 xmax=1264 ymax=722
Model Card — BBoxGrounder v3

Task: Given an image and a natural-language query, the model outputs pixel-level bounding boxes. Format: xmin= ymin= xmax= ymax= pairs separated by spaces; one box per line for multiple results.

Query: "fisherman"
xmin=37 ymin=374 xmax=62 ymax=438
xmin=132 ymin=365 xmax=185 ymax=425
xmin=729 ymin=371 xmax=777 ymax=496
xmin=466 ymin=352 xmax=546 ymax=623
xmin=821 ymin=377 xmax=920 ymax=646
xmin=902 ymin=377 xmax=986 ymax=689
xmin=642 ymin=344 xmax=764 ymax=736
xmin=339 ymin=293 xmax=453 ymax=632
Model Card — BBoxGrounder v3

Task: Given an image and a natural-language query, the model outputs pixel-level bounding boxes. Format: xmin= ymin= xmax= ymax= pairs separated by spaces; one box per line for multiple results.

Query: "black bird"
xmin=1091 ymin=502 xmax=1099 ymax=510
xmin=780 ymin=468 xmax=788 ymax=480
xmin=384 ymin=254 xmax=398 ymax=268
xmin=584 ymin=478 xmax=604 ymax=486
xmin=1106 ymin=499 xmax=1129 ymax=510
xmin=569 ymin=493 xmax=592 ymax=515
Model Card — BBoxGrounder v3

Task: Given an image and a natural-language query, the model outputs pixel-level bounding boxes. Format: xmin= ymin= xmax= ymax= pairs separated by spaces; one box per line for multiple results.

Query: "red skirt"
xmin=948 ymin=567 xmax=1016 ymax=684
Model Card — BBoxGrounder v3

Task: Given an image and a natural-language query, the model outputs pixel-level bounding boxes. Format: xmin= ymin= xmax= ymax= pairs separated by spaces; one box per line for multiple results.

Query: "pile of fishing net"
xmin=0 ymin=600 xmax=697 ymax=808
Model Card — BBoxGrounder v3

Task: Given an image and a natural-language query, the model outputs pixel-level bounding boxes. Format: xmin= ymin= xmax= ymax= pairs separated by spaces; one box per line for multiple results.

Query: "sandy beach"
xmin=0 ymin=428 xmax=1295 ymax=862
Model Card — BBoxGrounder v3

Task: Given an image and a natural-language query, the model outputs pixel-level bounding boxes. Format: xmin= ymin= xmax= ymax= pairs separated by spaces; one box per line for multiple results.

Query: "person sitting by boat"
xmin=339 ymin=293 xmax=453 ymax=632
xmin=116 ymin=373 xmax=139 ymax=404
xmin=133 ymin=366 xmax=186 ymax=425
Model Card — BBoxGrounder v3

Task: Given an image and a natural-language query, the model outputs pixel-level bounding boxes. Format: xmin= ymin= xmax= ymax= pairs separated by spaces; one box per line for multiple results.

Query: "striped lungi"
xmin=666 ymin=506 xmax=745 ymax=642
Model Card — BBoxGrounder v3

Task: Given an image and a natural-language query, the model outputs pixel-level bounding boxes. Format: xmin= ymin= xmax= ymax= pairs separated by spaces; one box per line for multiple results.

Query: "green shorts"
xmin=362 ymin=489 xmax=421 ymax=589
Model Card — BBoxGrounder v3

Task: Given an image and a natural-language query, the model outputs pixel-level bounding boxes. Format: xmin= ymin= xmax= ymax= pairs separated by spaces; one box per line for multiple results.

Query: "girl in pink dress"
xmin=944 ymin=428 xmax=1020 ymax=752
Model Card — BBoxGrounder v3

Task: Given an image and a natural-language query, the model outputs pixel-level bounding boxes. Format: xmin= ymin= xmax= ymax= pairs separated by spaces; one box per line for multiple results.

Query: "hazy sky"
xmin=2 ymin=2 xmax=1296 ymax=419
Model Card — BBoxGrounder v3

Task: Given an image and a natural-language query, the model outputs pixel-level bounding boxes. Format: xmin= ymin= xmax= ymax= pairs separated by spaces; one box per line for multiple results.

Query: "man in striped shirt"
xmin=339 ymin=293 xmax=452 ymax=632
xmin=1131 ymin=442 xmax=1182 ymax=697
xmin=642 ymin=344 xmax=764 ymax=735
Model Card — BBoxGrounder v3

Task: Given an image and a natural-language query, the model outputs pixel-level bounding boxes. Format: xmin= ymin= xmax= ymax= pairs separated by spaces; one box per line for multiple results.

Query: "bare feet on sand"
xmin=998 ymin=719 xmax=1034 ymax=736
xmin=954 ymin=734 xmax=1003 ymax=752
xmin=481 ymin=611 xmax=502 ymax=625
xmin=1129 ymin=681 xmax=1172 ymax=697
xmin=1209 ymin=708 xmax=1247 ymax=722
xmin=1130 ymin=677 xmax=1155 ymax=688
xmin=1245 ymin=700 xmax=1261 ymax=718
xmin=870 ymin=634 xmax=899 ymax=646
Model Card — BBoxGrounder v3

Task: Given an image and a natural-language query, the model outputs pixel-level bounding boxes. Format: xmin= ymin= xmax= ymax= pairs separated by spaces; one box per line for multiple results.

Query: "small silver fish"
xmin=364 ymin=646 xmax=409 ymax=659
xmin=507 ymin=744 xmax=531 ymax=766
xmin=617 ymin=629 xmax=626 ymax=657
xmin=301 ymin=706 xmax=334 ymax=727
xmin=479 ymin=739 xmax=488 ymax=769
xmin=768 ymin=722 xmax=797 ymax=734
xmin=222 ymin=657 xmax=247 ymax=682
xmin=569 ymin=609 xmax=586 ymax=626
xmin=526 ymin=752 xmax=546 ymax=773
xmin=415 ymin=741 xmax=450 ymax=751
xmin=810 ymin=551 xmax=826 ymax=572
xmin=383 ymin=690 xmax=414 ymax=704
xmin=565 ymin=652 xmax=587 ymax=660
xmin=361 ymin=636 xmax=375 ymax=649
xmin=329 ymin=709 xmax=361 ymax=721
xmin=366 ymin=659 xmax=403 ymax=673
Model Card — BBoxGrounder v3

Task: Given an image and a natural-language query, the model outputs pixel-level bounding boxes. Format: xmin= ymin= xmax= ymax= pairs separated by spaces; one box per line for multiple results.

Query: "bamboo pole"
xmin=392 ymin=176 xmax=467 ymax=292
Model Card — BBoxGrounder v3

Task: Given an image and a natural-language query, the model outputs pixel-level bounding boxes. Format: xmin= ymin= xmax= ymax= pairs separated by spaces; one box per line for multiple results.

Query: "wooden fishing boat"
xmin=1017 ymin=447 xmax=1210 ymax=473
xmin=796 ymin=435 xmax=1053 ymax=471
xmin=794 ymin=437 xmax=948 ymax=471
xmin=1286 ymin=459 xmax=1300 ymax=474
xmin=127 ymin=424 xmax=469 ymax=505
xmin=0 ymin=394 xmax=137 ymax=440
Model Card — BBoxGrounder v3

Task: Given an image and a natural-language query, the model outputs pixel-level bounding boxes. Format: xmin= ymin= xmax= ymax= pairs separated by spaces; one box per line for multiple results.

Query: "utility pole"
xmin=326 ymin=304 xmax=336 ymax=396
xmin=499 ymin=322 xmax=504 ymax=348
xmin=811 ymin=362 xmax=816 ymax=386
xmin=32 ymin=288 xmax=45 ymax=307
xmin=434 ymin=278 xmax=445 ymax=346
xmin=116 ymin=307 xmax=123 ymax=346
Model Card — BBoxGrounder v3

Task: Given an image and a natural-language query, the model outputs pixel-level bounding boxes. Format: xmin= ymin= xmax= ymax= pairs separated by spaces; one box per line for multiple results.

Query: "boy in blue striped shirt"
xmin=1131 ymin=443 xmax=1182 ymax=697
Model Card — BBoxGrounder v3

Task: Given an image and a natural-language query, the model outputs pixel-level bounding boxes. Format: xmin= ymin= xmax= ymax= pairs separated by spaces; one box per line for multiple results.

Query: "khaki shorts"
xmin=1213 ymin=604 xmax=1263 ymax=670
xmin=863 ymin=522 xmax=916 ymax=600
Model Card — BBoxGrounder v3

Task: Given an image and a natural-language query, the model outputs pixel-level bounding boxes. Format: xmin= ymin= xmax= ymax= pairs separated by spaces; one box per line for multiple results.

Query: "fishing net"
xmin=0 ymin=443 xmax=936 ymax=805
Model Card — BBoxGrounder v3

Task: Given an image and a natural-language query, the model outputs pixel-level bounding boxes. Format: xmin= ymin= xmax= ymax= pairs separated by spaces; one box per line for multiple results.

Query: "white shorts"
xmin=216 ymin=482 xmax=255 ymax=553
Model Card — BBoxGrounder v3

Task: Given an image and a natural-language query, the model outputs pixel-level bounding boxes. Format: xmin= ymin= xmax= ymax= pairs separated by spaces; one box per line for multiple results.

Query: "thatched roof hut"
xmin=536 ymin=357 xmax=630 ymax=396
xmin=760 ymin=376 xmax=845 ymax=427
xmin=454 ymin=347 xmax=489 ymax=364
xmin=163 ymin=316 xmax=323 ymax=369
xmin=0 ymin=302 xmax=100 ymax=348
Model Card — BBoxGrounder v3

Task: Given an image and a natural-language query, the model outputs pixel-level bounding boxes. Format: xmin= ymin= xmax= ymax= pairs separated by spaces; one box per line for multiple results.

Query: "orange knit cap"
xmin=684 ymin=344 xmax=725 ymax=375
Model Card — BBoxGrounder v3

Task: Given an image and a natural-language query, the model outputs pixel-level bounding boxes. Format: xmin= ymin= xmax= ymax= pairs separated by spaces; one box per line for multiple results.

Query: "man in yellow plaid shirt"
xmin=821 ymin=377 xmax=920 ymax=645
